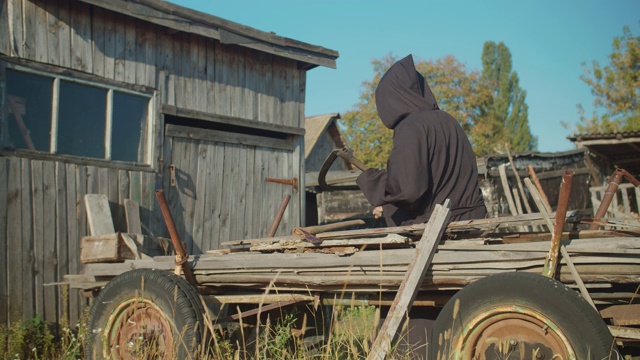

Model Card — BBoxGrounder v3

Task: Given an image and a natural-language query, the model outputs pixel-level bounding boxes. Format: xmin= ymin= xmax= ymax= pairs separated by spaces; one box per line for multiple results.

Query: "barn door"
xmin=162 ymin=123 xmax=301 ymax=253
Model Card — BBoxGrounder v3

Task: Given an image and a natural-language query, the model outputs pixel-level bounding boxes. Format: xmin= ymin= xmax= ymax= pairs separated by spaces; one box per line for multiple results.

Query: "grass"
xmin=0 ymin=303 xmax=421 ymax=360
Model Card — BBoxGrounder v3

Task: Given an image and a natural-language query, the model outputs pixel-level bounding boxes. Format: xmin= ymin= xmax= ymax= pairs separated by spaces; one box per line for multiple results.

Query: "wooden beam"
xmin=368 ymin=201 xmax=451 ymax=360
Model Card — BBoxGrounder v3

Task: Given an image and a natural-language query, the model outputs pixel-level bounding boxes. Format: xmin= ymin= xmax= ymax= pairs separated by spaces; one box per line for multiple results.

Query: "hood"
xmin=375 ymin=54 xmax=439 ymax=129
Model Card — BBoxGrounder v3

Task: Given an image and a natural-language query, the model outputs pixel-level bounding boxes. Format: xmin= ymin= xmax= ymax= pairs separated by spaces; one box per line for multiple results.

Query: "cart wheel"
xmin=429 ymin=272 xmax=619 ymax=360
xmin=86 ymin=269 xmax=207 ymax=359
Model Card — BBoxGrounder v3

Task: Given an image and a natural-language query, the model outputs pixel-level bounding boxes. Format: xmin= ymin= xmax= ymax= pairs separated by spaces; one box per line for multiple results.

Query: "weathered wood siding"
xmin=0 ymin=156 xmax=158 ymax=325
xmin=0 ymin=0 xmax=309 ymax=325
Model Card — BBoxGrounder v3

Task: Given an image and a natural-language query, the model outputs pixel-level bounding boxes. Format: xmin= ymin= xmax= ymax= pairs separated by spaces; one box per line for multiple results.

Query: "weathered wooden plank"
xmin=113 ymin=11 xmax=126 ymax=82
xmin=192 ymin=33 xmax=206 ymax=112
xmin=134 ymin=18 xmax=146 ymax=86
xmin=0 ymin=158 xmax=8 ymax=324
xmin=107 ymin=168 xmax=121 ymax=230
xmin=124 ymin=199 xmax=142 ymax=234
xmin=208 ymin=142 xmax=225 ymax=249
xmin=72 ymin=164 xmax=88 ymax=324
xmin=101 ymin=7 xmax=115 ymax=80
xmin=191 ymin=143 xmax=209 ymax=251
xmin=31 ymin=161 xmax=45 ymax=318
xmin=162 ymin=105 xmax=305 ymax=136
xmin=182 ymin=139 xmax=199 ymax=253
xmin=118 ymin=170 xmax=130 ymax=228
xmin=124 ymin=16 xmax=136 ymax=84
xmin=250 ymin=146 xmax=265 ymax=239
xmin=217 ymin=143 xmax=233 ymax=243
xmin=144 ymin=22 xmax=156 ymax=88
xmin=84 ymin=194 xmax=115 ymax=236
xmin=42 ymin=161 xmax=57 ymax=322
xmin=55 ymin=0 xmax=71 ymax=67
xmin=33 ymin=0 xmax=49 ymax=63
xmin=231 ymin=145 xmax=247 ymax=242
xmin=199 ymin=144 xmax=214 ymax=251
xmin=7 ymin=158 xmax=23 ymax=322
xmin=370 ymin=203 xmax=450 ymax=360
xmin=173 ymin=31 xmax=186 ymax=108
xmin=70 ymin=0 xmax=92 ymax=72
xmin=0 ymin=0 xmax=9 ymax=55
xmin=21 ymin=158 xmax=34 ymax=320
xmin=91 ymin=5 xmax=105 ymax=77
xmin=7 ymin=0 xmax=23 ymax=57
xmin=55 ymin=163 xmax=68 ymax=323
xmin=204 ymin=37 xmax=216 ymax=113
xmin=242 ymin=144 xmax=255 ymax=240
xmin=24 ymin=0 xmax=38 ymax=60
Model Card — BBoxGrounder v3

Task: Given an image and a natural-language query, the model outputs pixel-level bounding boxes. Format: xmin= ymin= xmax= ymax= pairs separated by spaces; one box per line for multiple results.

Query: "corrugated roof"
xmin=78 ymin=0 xmax=339 ymax=69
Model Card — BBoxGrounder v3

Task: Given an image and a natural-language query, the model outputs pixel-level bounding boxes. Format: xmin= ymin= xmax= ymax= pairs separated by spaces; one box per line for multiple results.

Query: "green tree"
xmin=341 ymin=53 xmax=488 ymax=168
xmin=575 ymin=24 xmax=640 ymax=134
xmin=479 ymin=41 xmax=537 ymax=153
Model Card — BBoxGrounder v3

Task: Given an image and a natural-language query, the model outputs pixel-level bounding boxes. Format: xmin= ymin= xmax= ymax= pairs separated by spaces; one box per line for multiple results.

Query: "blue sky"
xmin=169 ymin=0 xmax=638 ymax=153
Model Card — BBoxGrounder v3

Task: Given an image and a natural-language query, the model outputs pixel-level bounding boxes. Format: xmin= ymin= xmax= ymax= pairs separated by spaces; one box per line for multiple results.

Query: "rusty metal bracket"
xmin=265 ymin=177 xmax=298 ymax=190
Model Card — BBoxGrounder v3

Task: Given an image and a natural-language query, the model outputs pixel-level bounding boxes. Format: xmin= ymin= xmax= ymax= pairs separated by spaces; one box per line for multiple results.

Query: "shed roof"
xmin=78 ymin=0 xmax=339 ymax=69
xmin=304 ymin=113 xmax=347 ymax=158
xmin=567 ymin=131 xmax=640 ymax=176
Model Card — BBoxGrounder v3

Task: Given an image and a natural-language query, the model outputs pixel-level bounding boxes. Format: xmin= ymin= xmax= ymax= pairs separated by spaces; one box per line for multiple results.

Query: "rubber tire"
xmin=85 ymin=269 xmax=206 ymax=359
xmin=429 ymin=272 xmax=618 ymax=360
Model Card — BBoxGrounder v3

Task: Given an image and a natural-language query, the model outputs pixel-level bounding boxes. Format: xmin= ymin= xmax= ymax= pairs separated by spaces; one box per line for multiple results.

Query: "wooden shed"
xmin=0 ymin=0 xmax=338 ymax=326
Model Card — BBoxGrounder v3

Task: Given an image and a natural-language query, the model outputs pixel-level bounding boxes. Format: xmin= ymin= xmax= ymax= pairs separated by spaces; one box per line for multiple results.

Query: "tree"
xmin=479 ymin=41 xmax=537 ymax=153
xmin=341 ymin=53 xmax=488 ymax=168
xmin=575 ymin=24 xmax=640 ymax=134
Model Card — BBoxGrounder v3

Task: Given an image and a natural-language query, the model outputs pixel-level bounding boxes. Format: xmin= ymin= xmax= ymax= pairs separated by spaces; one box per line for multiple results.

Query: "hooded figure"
xmin=356 ymin=54 xmax=486 ymax=226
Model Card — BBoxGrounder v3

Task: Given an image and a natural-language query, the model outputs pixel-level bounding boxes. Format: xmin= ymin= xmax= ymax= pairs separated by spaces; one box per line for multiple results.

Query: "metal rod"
xmin=155 ymin=189 xmax=197 ymax=286
xmin=589 ymin=168 xmax=640 ymax=230
xmin=267 ymin=194 xmax=291 ymax=237
xmin=542 ymin=170 xmax=574 ymax=278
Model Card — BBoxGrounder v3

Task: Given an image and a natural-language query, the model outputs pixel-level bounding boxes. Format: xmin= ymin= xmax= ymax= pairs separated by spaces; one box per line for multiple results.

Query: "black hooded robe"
xmin=356 ymin=54 xmax=486 ymax=226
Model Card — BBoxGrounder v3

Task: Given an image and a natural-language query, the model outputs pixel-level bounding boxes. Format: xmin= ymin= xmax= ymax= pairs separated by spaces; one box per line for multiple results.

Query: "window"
xmin=3 ymin=66 xmax=152 ymax=164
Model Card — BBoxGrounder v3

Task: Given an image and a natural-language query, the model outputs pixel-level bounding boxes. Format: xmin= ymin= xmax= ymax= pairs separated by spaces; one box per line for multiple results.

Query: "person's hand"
xmin=373 ymin=206 xmax=383 ymax=219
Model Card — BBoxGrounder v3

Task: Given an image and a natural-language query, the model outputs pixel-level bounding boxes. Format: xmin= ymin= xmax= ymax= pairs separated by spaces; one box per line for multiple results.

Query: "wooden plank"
xmin=31 ymin=161 xmax=45 ymax=318
xmin=124 ymin=199 xmax=142 ymax=234
xmin=231 ymin=145 xmax=247 ymax=241
xmin=560 ymin=245 xmax=596 ymax=309
xmin=7 ymin=0 xmax=23 ymax=57
xmin=199 ymin=143 xmax=215 ymax=251
xmin=191 ymin=143 xmax=209 ymax=250
xmin=102 ymin=7 xmax=115 ymax=80
xmin=499 ymin=164 xmax=518 ymax=216
xmin=124 ymin=16 xmax=136 ymax=84
xmin=0 ymin=0 xmax=9 ymax=55
xmin=70 ymin=0 xmax=92 ymax=72
xmin=118 ymin=169 xmax=130 ymax=229
xmin=368 ymin=202 xmax=451 ymax=360
xmin=33 ymin=0 xmax=48 ymax=63
xmin=42 ymin=161 xmax=57 ymax=322
xmin=56 ymin=0 xmax=71 ymax=68
xmin=183 ymin=139 xmax=199 ymax=253
xmin=84 ymin=194 xmax=115 ymax=236
xmin=113 ymin=11 xmax=126 ymax=82
xmin=21 ymin=158 xmax=34 ymax=320
xmin=73 ymin=165 xmax=88 ymax=324
xmin=242 ymin=145 xmax=256 ymax=240
xmin=91 ymin=5 xmax=105 ymax=77
xmin=134 ymin=18 xmax=146 ymax=86
xmin=0 ymin=158 xmax=8 ymax=325
xmin=55 ymin=162 xmax=69 ymax=324
xmin=209 ymin=142 xmax=225 ymax=248
xmin=24 ymin=0 xmax=39 ymax=59
xmin=144 ymin=22 xmax=156 ymax=88
xmin=44 ymin=0 xmax=60 ymax=65
xmin=7 ymin=158 xmax=22 ymax=322
xmin=218 ymin=143 xmax=234 ymax=244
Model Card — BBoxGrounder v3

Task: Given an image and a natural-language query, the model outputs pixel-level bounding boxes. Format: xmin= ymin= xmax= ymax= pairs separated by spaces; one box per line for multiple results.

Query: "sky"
xmin=169 ymin=0 xmax=639 ymax=153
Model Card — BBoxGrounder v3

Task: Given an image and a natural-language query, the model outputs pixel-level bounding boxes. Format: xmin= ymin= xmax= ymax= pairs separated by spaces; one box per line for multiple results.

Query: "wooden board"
xmin=80 ymin=233 xmax=135 ymax=263
xmin=84 ymin=194 xmax=115 ymax=236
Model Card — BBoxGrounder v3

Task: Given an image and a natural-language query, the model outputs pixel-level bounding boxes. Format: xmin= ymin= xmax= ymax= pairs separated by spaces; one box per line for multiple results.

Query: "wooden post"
xmin=505 ymin=145 xmax=532 ymax=214
xmin=498 ymin=164 xmax=518 ymax=216
xmin=367 ymin=200 xmax=451 ymax=360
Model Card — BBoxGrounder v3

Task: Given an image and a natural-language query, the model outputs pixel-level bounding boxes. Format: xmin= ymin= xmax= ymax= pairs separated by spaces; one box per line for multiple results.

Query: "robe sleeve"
xmin=356 ymin=120 xmax=431 ymax=209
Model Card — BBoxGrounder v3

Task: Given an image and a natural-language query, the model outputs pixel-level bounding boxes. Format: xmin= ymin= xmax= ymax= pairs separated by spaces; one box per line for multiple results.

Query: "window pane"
xmin=111 ymin=92 xmax=148 ymax=162
xmin=57 ymin=80 xmax=107 ymax=158
xmin=5 ymin=69 xmax=52 ymax=151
